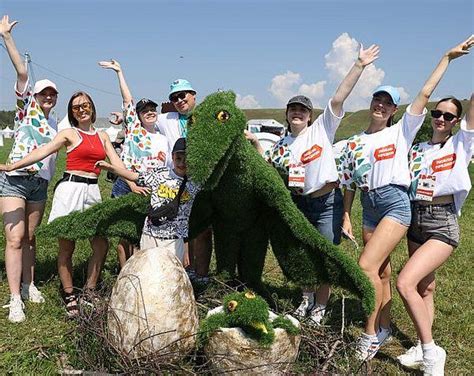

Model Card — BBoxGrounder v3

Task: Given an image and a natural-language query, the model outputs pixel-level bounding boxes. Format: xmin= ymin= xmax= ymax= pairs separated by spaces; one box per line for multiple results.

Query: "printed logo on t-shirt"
xmin=431 ymin=153 xmax=456 ymax=173
xmin=300 ymin=144 xmax=323 ymax=164
xmin=374 ymin=144 xmax=396 ymax=161
xmin=157 ymin=184 xmax=191 ymax=201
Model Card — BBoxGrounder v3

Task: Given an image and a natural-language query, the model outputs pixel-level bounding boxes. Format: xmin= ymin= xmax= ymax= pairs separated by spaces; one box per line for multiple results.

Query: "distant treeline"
xmin=0 ymin=111 xmax=15 ymax=128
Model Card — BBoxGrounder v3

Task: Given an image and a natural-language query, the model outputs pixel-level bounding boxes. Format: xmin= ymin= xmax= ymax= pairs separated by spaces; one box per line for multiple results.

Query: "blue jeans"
xmin=292 ymin=188 xmax=343 ymax=245
xmin=360 ymin=184 xmax=411 ymax=229
xmin=111 ymin=178 xmax=132 ymax=198
xmin=0 ymin=172 xmax=48 ymax=203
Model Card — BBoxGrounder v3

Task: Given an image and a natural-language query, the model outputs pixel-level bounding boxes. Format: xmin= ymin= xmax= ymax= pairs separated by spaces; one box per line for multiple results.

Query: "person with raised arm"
xmin=0 ymin=15 xmax=59 ymax=322
xmin=338 ymin=36 xmax=473 ymax=363
xmin=246 ymin=43 xmax=380 ymax=325
xmin=99 ymin=59 xmax=170 ymax=267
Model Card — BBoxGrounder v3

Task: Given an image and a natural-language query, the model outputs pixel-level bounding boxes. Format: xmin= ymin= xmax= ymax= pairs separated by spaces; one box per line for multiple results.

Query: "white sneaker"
xmin=21 ymin=283 xmax=45 ymax=303
xmin=355 ymin=333 xmax=380 ymax=361
xmin=377 ymin=326 xmax=392 ymax=344
xmin=7 ymin=295 xmax=26 ymax=323
xmin=421 ymin=345 xmax=446 ymax=376
xmin=397 ymin=343 xmax=423 ymax=369
xmin=308 ymin=303 xmax=326 ymax=326
xmin=294 ymin=294 xmax=314 ymax=318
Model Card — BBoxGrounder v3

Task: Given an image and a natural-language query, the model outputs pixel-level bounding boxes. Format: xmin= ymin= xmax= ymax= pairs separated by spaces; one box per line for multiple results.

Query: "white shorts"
xmin=139 ymin=233 xmax=185 ymax=264
xmin=48 ymin=180 xmax=102 ymax=223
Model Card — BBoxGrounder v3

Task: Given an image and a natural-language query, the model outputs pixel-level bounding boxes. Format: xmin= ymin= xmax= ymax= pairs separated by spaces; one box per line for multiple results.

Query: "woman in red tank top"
xmin=0 ymin=91 xmax=126 ymax=317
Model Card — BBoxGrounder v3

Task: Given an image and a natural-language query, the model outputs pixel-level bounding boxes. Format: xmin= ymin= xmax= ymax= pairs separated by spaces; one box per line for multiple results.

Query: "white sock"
xmin=422 ymin=340 xmax=437 ymax=360
xmin=362 ymin=332 xmax=378 ymax=341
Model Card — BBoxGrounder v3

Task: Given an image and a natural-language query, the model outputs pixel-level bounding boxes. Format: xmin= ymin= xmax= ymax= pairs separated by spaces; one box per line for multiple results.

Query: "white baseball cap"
xmin=33 ymin=79 xmax=58 ymax=95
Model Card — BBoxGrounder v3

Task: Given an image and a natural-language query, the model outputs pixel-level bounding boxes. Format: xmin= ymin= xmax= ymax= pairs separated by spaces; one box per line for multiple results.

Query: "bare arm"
xmin=332 ymin=44 xmax=380 ymax=116
xmin=0 ymin=131 xmax=69 ymax=171
xmin=467 ymin=93 xmax=474 ymax=131
xmin=98 ymin=59 xmax=132 ymax=107
xmin=244 ymin=130 xmax=264 ymax=154
xmin=0 ymin=15 xmax=27 ymax=92
xmin=341 ymin=188 xmax=356 ymax=239
xmin=411 ymin=35 xmax=474 ymax=115
xmin=95 ymin=160 xmax=139 ymax=181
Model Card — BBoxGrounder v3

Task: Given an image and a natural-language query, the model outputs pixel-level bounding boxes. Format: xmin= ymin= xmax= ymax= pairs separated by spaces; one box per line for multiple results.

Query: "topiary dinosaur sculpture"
xmin=37 ymin=91 xmax=374 ymax=314
xmin=198 ymin=290 xmax=299 ymax=348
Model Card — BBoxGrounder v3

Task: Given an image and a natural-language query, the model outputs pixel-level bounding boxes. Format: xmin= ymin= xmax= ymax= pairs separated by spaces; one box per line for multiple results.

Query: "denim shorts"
xmin=0 ymin=172 xmax=48 ymax=203
xmin=111 ymin=178 xmax=131 ymax=198
xmin=360 ymin=184 xmax=411 ymax=229
xmin=292 ymin=188 xmax=343 ymax=244
xmin=407 ymin=202 xmax=459 ymax=248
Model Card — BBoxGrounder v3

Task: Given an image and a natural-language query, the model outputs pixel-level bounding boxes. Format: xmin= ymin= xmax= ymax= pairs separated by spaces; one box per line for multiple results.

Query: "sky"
xmin=0 ymin=0 xmax=473 ymax=119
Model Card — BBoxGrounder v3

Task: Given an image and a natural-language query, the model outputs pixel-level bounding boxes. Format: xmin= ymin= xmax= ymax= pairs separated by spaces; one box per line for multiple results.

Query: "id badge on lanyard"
xmin=288 ymin=163 xmax=305 ymax=188
xmin=415 ymin=174 xmax=436 ymax=201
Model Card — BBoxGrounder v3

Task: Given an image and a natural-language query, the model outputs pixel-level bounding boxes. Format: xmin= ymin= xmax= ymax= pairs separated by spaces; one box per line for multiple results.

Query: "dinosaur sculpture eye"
xmin=216 ymin=110 xmax=230 ymax=123
xmin=245 ymin=291 xmax=256 ymax=299
xmin=227 ymin=300 xmax=238 ymax=312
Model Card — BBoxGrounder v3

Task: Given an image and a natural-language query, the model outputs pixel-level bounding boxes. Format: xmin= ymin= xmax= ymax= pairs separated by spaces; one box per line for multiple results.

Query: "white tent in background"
xmin=57 ymin=115 xmax=72 ymax=132
xmin=0 ymin=132 xmax=3 ymax=147
xmin=2 ymin=126 xmax=14 ymax=138
xmin=105 ymin=125 xmax=120 ymax=142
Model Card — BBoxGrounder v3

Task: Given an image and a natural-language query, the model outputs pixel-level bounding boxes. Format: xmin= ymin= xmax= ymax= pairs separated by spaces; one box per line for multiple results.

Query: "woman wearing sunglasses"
xmin=99 ymin=59 xmax=170 ymax=268
xmin=246 ymin=43 xmax=380 ymax=325
xmin=395 ymin=92 xmax=473 ymax=373
xmin=0 ymin=15 xmax=60 ymax=322
xmin=0 ymin=91 xmax=126 ymax=317
xmin=339 ymin=35 xmax=473 ymax=364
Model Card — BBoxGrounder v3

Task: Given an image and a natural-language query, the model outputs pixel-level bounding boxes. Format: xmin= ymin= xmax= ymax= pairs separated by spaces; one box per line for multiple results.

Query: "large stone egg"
xmin=108 ymin=247 xmax=198 ymax=359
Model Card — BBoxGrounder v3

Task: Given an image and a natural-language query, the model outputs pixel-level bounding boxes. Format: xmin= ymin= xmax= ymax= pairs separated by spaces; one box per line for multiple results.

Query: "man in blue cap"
xmin=157 ymin=79 xmax=212 ymax=284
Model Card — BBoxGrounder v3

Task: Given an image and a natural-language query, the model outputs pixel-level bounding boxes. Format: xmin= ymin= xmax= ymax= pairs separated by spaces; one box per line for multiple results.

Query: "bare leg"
xmin=190 ymin=228 xmax=212 ymax=276
xmin=22 ymin=201 xmax=46 ymax=284
xmin=86 ymin=236 xmax=109 ymax=290
xmin=116 ymin=238 xmax=134 ymax=269
xmin=58 ymin=238 xmax=76 ymax=294
xmin=397 ymin=239 xmax=452 ymax=343
xmin=2 ymin=197 xmax=26 ymax=296
xmin=359 ymin=218 xmax=408 ymax=335
xmin=315 ymin=284 xmax=330 ymax=305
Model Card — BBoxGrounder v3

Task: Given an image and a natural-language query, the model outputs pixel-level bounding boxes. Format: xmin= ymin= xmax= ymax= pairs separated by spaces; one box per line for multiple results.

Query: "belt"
xmin=415 ymin=195 xmax=454 ymax=206
xmin=308 ymin=182 xmax=339 ymax=198
xmin=62 ymin=172 xmax=98 ymax=185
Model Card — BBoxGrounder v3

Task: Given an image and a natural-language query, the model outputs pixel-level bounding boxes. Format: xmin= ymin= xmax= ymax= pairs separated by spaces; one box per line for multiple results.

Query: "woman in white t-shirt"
xmin=247 ymin=44 xmax=380 ymax=325
xmin=395 ymin=93 xmax=473 ymax=373
xmin=339 ymin=36 xmax=473 ymax=361
xmin=99 ymin=59 xmax=170 ymax=267
xmin=0 ymin=16 xmax=59 ymax=323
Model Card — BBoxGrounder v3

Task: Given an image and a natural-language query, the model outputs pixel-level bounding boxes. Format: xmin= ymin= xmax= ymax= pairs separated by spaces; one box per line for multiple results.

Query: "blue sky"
xmin=0 ymin=0 xmax=473 ymax=118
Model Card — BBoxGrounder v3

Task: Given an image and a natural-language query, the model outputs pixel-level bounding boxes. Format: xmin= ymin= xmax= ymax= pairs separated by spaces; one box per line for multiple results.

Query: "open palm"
xmin=358 ymin=44 xmax=380 ymax=67
xmin=0 ymin=15 xmax=18 ymax=36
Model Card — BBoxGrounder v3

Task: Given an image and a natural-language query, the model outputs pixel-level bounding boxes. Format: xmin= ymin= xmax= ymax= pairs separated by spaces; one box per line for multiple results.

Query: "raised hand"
xmin=446 ymin=35 xmax=474 ymax=61
xmin=109 ymin=111 xmax=123 ymax=125
xmin=358 ymin=43 xmax=380 ymax=67
xmin=0 ymin=15 xmax=18 ymax=37
xmin=98 ymin=59 xmax=121 ymax=72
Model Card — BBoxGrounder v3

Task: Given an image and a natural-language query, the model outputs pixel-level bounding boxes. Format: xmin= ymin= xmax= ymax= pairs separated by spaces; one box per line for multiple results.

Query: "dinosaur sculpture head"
xmin=186 ymin=91 xmax=246 ymax=189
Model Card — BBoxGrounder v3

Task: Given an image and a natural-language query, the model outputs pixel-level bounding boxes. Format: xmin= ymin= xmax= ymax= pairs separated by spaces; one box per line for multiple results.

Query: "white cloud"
xmin=268 ymin=32 xmax=410 ymax=111
xmin=269 ymin=70 xmax=326 ymax=108
xmin=236 ymin=94 xmax=261 ymax=109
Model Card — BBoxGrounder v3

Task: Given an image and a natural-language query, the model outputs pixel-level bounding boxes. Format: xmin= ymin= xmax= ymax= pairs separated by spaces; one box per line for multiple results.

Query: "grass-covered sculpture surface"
xmin=37 ymin=91 xmax=374 ymax=314
xmin=198 ymin=290 xmax=299 ymax=348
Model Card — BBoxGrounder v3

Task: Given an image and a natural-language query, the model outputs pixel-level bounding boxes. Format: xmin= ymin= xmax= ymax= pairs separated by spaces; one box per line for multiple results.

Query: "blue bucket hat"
xmin=169 ymin=79 xmax=196 ymax=99
xmin=373 ymin=85 xmax=401 ymax=106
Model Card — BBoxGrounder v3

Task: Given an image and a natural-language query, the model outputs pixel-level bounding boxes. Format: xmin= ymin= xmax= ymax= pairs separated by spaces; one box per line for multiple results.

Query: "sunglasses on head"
xmin=71 ymin=102 xmax=92 ymax=113
xmin=170 ymin=91 xmax=188 ymax=103
xmin=430 ymin=109 xmax=457 ymax=122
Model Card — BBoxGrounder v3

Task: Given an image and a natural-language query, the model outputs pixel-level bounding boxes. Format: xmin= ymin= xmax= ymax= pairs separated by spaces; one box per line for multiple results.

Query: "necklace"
xmin=77 ymin=127 xmax=97 ymax=149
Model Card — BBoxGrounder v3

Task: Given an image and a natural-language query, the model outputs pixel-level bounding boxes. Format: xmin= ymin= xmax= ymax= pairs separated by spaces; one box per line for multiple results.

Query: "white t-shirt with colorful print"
xmin=338 ymin=105 xmax=426 ymax=191
xmin=121 ymin=102 xmax=170 ymax=173
xmin=264 ymin=99 xmax=344 ymax=195
xmin=137 ymin=167 xmax=200 ymax=239
xmin=408 ymin=117 xmax=473 ymax=216
xmin=7 ymin=81 xmax=58 ymax=181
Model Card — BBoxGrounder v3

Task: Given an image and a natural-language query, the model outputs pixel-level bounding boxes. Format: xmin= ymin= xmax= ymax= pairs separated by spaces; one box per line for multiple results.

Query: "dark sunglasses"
xmin=430 ymin=109 xmax=457 ymax=122
xmin=170 ymin=91 xmax=188 ymax=103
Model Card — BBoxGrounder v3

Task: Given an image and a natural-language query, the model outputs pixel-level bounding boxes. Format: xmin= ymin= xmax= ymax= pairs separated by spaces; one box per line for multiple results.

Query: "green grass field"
xmin=0 ymin=118 xmax=473 ymax=374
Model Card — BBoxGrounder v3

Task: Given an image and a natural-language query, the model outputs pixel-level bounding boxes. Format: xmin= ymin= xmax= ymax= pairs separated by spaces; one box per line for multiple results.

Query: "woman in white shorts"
xmin=0 ymin=15 xmax=59 ymax=322
xmin=0 ymin=91 xmax=126 ymax=317
xmin=396 ymin=91 xmax=473 ymax=374
xmin=339 ymin=36 xmax=473 ymax=362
